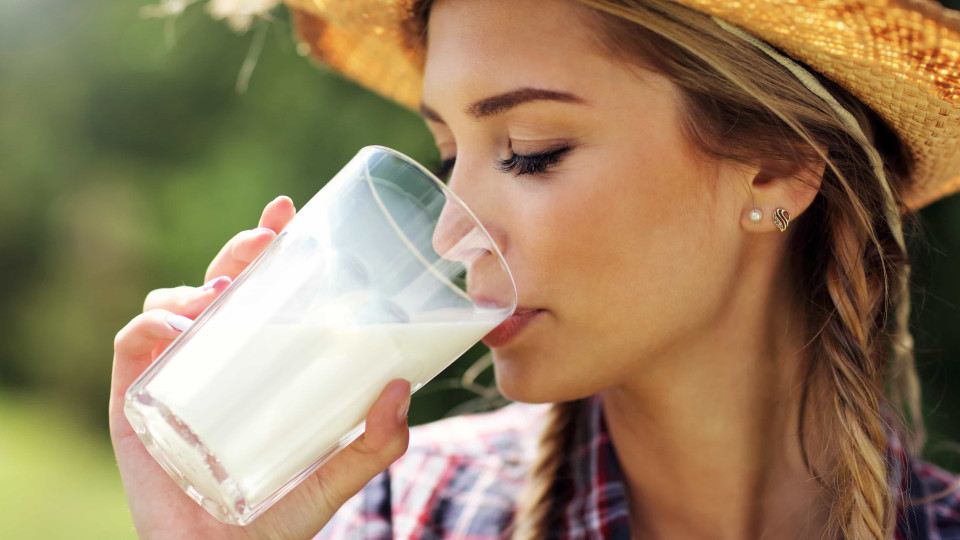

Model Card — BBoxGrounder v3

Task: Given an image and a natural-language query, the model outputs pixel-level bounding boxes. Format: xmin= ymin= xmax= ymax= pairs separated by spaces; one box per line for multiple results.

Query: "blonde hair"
xmin=408 ymin=0 xmax=925 ymax=538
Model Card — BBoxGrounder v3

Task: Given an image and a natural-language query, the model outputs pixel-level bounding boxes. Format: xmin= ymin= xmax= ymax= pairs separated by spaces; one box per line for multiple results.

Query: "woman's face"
xmin=422 ymin=0 xmax=751 ymax=402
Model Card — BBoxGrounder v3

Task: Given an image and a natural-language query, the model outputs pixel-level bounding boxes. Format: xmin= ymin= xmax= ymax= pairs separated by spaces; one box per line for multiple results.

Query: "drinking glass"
xmin=123 ymin=145 xmax=517 ymax=525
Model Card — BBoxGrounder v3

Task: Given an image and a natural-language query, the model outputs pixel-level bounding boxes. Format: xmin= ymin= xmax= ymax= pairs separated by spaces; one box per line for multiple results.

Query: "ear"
xmin=740 ymin=153 xmax=826 ymax=233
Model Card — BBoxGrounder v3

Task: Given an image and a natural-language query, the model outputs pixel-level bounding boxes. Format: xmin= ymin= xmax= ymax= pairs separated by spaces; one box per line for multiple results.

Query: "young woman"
xmin=110 ymin=0 xmax=960 ymax=538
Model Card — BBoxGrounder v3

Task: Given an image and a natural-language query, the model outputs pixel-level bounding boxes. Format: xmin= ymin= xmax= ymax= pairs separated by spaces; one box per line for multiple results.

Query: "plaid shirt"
xmin=315 ymin=395 xmax=960 ymax=539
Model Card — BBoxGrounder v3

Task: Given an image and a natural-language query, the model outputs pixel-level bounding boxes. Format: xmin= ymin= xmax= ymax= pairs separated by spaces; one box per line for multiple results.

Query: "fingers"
xmin=351 ymin=379 xmax=412 ymax=460
xmin=259 ymin=195 xmax=296 ymax=232
xmin=314 ymin=379 xmax=412 ymax=504
xmin=253 ymin=380 xmax=412 ymax=536
xmin=204 ymin=196 xmax=297 ymax=283
xmin=142 ymin=276 xmax=231 ymax=318
xmin=113 ymin=309 xmax=187 ymax=365
xmin=113 ymin=279 xmax=232 ymax=434
xmin=204 ymin=228 xmax=275 ymax=283
xmin=110 ymin=309 xmax=191 ymax=436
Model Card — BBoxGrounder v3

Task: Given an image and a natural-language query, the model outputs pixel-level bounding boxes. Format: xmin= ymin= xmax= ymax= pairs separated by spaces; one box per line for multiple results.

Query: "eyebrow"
xmin=418 ymin=87 xmax=586 ymax=123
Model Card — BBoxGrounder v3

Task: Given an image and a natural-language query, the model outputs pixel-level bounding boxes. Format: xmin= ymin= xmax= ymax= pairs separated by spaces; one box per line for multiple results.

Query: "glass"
xmin=123 ymin=146 xmax=517 ymax=525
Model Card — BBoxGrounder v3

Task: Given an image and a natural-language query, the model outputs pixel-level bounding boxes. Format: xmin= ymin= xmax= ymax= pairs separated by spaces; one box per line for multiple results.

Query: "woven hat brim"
xmin=285 ymin=0 xmax=960 ymax=211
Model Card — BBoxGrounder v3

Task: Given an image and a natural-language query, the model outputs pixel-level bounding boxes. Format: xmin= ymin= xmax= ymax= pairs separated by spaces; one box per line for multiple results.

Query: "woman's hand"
xmin=109 ymin=196 xmax=412 ymax=540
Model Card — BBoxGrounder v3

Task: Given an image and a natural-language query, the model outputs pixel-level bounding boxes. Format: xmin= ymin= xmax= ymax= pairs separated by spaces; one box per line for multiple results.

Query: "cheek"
xmin=518 ymin=143 xmax=739 ymax=355
xmin=491 ymin=148 xmax=744 ymax=403
xmin=521 ymin=142 xmax=717 ymax=296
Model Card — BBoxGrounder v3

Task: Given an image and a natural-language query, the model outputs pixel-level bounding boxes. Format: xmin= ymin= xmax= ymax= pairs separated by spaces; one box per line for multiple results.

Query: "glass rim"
xmin=362 ymin=145 xmax=518 ymax=312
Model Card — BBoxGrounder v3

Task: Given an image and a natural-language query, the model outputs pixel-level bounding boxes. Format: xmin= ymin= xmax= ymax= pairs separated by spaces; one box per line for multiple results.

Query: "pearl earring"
xmin=749 ymin=208 xmax=763 ymax=223
xmin=773 ymin=208 xmax=791 ymax=232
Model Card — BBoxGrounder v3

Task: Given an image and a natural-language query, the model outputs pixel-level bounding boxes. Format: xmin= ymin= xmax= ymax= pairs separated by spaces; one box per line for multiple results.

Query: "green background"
xmin=1 ymin=1 xmax=959 ymax=537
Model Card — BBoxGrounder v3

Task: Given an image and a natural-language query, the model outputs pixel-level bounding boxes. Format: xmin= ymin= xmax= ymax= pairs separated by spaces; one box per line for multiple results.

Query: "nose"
xmin=431 ymin=196 xmax=492 ymax=264
xmin=432 ymin=156 xmax=506 ymax=261
xmin=430 ymin=169 xmax=515 ymax=311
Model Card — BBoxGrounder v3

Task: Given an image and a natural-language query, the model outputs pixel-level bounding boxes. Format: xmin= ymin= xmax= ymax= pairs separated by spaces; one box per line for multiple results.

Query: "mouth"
xmin=482 ymin=308 xmax=545 ymax=348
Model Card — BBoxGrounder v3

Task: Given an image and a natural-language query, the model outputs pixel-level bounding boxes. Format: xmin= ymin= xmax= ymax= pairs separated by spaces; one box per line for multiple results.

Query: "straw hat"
xmin=221 ymin=0 xmax=960 ymax=211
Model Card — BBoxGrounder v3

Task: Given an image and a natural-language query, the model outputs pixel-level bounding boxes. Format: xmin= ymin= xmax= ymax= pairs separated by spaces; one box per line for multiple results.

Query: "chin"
xmin=491 ymin=348 xmax=598 ymax=404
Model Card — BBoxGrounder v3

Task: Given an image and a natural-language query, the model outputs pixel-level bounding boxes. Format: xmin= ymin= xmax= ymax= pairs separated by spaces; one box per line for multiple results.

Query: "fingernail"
xmin=397 ymin=393 xmax=411 ymax=425
xmin=254 ymin=227 xmax=275 ymax=235
xmin=167 ymin=315 xmax=194 ymax=332
xmin=200 ymin=276 xmax=230 ymax=291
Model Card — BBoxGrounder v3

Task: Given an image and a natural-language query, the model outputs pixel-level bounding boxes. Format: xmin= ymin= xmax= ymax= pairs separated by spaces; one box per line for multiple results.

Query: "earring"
xmin=772 ymin=208 xmax=791 ymax=232
xmin=749 ymin=208 xmax=763 ymax=223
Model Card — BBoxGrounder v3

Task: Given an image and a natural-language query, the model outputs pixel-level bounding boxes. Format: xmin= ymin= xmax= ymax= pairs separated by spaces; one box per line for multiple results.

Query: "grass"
xmin=0 ymin=394 xmax=136 ymax=539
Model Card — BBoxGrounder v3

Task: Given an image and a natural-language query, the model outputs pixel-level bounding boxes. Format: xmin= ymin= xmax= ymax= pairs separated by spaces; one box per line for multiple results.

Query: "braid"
xmin=795 ymin=132 xmax=914 ymax=539
xmin=509 ymin=400 xmax=579 ymax=540
xmin=818 ymin=207 xmax=892 ymax=538
xmin=888 ymin=262 xmax=924 ymax=455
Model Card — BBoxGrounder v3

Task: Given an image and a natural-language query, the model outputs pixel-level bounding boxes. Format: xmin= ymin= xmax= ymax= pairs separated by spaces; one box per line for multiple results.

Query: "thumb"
xmin=245 ymin=379 xmax=412 ymax=538
xmin=323 ymin=378 xmax=412 ymax=503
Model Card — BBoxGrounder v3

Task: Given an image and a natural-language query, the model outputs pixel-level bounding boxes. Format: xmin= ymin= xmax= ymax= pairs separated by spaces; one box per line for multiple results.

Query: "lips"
xmin=482 ymin=308 xmax=544 ymax=348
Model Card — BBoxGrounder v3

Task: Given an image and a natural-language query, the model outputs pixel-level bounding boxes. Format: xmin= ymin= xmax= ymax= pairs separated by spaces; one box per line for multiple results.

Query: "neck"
xmin=601 ymin=252 xmax=832 ymax=540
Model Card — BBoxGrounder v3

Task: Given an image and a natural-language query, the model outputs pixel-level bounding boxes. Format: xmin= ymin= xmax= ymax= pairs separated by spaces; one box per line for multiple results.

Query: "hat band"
xmin=711 ymin=17 xmax=905 ymax=255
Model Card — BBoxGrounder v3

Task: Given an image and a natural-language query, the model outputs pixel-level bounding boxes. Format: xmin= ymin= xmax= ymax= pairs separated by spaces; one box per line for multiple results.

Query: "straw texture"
xmin=284 ymin=0 xmax=960 ymax=211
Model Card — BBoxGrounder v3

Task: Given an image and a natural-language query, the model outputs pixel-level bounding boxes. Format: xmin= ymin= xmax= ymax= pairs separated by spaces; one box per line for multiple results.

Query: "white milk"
xmin=141 ymin=316 xmax=500 ymax=507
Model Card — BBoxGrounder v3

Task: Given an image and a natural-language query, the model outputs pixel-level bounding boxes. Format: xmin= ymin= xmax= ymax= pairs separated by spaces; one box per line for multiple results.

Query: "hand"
xmin=204 ymin=195 xmax=296 ymax=283
xmin=109 ymin=196 xmax=412 ymax=540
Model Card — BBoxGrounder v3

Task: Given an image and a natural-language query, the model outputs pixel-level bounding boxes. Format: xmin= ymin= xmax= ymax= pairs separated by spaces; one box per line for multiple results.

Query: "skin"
xmin=110 ymin=0 xmax=834 ymax=538
xmin=421 ymin=0 xmax=830 ymax=539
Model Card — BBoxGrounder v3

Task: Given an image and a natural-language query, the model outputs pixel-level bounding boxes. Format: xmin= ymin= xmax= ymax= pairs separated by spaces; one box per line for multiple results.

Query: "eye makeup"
xmin=496 ymin=145 xmax=572 ymax=176
xmin=430 ymin=157 xmax=456 ymax=183
xmin=429 ymin=144 xmax=574 ymax=182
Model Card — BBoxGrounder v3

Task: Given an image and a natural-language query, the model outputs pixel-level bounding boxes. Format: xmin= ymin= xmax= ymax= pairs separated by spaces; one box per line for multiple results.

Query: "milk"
xmin=132 ymin=315 xmax=501 ymax=514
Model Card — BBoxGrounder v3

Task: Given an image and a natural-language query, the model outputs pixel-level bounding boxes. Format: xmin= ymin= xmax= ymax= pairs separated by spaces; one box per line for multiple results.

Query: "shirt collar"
xmin=556 ymin=396 xmax=931 ymax=540
xmin=554 ymin=394 xmax=631 ymax=539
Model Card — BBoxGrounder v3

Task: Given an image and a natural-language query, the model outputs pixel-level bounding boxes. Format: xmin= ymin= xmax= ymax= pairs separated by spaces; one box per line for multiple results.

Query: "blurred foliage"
xmin=0 ymin=0 xmax=959 ymax=538
xmin=0 ymin=0 xmax=487 ymax=429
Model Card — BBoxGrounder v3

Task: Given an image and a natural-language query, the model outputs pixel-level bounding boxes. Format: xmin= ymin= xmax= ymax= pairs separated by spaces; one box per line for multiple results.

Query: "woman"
xmin=110 ymin=0 xmax=960 ymax=538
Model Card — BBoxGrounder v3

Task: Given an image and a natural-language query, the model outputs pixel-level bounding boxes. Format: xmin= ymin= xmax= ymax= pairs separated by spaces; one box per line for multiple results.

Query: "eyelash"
xmin=430 ymin=146 xmax=572 ymax=182
xmin=431 ymin=157 xmax=456 ymax=182
xmin=497 ymin=146 xmax=571 ymax=176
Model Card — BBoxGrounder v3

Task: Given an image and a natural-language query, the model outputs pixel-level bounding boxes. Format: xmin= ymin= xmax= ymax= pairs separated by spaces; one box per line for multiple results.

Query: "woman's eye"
xmin=430 ymin=157 xmax=456 ymax=183
xmin=496 ymin=146 xmax=572 ymax=176
xmin=429 ymin=146 xmax=572 ymax=182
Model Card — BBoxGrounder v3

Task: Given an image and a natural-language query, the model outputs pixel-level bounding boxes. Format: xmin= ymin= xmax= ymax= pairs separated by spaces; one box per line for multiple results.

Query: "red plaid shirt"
xmin=315 ymin=395 xmax=960 ymax=539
